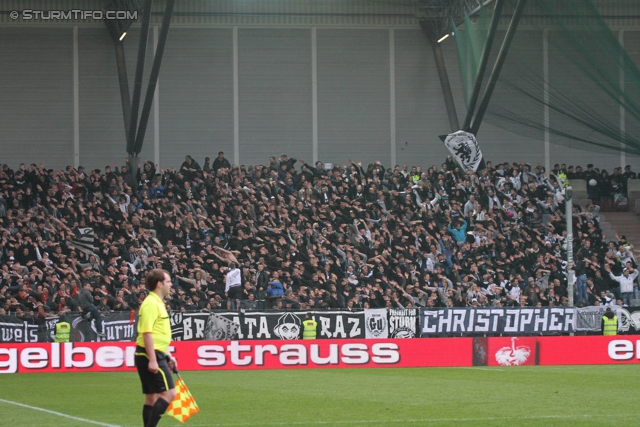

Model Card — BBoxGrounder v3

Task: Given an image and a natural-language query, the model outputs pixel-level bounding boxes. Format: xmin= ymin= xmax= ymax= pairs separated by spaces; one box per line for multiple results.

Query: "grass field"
xmin=0 ymin=366 xmax=637 ymax=426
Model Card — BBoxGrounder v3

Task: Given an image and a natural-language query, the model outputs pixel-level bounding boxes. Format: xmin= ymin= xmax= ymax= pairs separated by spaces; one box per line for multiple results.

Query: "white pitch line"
xmin=465 ymin=367 xmax=505 ymax=371
xmin=0 ymin=398 xmax=121 ymax=427
xmin=174 ymin=412 xmax=640 ymax=426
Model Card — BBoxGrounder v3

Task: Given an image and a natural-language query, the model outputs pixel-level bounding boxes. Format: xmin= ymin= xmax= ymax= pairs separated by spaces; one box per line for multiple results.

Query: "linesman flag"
xmin=166 ymin=377 xmax=200 ymax=423
xmin=440 ymin=131 xmax=486 ymax=173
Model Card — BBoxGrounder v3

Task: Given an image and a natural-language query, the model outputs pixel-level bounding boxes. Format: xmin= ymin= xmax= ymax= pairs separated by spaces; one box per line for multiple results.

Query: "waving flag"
xmin=67 ymin=227 xmax=97 ymax=258
xmin=166 ymin=377 xmax=200 ymax=423
xmin=440 ymin=131 xmax=486 ymax=173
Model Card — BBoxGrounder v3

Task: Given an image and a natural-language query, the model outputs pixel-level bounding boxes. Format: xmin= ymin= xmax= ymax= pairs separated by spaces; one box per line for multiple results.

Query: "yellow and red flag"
xmin=166 ymin=377 xmax=200 ymax=423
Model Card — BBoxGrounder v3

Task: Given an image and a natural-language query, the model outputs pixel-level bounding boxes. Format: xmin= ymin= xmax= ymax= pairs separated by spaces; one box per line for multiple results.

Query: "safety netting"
xmin=453 ymin=0 xmax=640 ymax=156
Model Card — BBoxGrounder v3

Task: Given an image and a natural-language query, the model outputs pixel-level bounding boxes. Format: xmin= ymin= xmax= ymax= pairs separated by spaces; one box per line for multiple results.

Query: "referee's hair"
xmin=145 ymin=269 xmax=170 ymax=291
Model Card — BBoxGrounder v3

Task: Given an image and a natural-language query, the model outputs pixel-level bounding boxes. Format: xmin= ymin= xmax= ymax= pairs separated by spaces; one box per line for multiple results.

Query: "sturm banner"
xmin=388 ymin=309 xmax=418 ymax=338
xmin=419 ymin=307 xmax=575 ymax=336
xmin=171 ymin=311 xmax=365 ymax=341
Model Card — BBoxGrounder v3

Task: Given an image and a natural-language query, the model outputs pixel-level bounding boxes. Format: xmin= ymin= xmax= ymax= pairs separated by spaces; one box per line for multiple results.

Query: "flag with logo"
xmin=166 ymin=377 xmax=200 ymax=423
xmin=440 ymin=131 xmax=486 ymax=173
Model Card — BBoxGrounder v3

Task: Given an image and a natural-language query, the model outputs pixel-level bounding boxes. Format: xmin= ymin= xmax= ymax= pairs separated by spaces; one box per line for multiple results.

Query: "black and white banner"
xmin=420 ymin=308 xmax=575 ymax=336
xmin=205 ymin=313 xmax=240 ymax=340
xmin=441 ymin=130 xmax=485 ymax=173
xmin=0 ymin=312 xmax=135 ymax=343
xmin=617 ymin=306 xmax=640 ymax=334
xmin=388 ymin=309 xmax=418 ymax=338
xmin=171 ymin=311 xmax=365 ymax=341
xmin=0 ymin=316 xmax=41 ymax=342
xmin=364 ymin=309 xmax=388 ymax=338
xmin=575 ymin=306 xmax=622 ymax=332
xmin=56 ymin=311 xmax=136 ymax=342
xmin=170 ymin=312 xmax=239 ymax=341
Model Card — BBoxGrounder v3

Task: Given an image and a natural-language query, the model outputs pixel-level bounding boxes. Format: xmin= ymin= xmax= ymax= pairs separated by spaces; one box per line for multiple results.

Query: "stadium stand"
xmin=0 ymin=156 xmax=637 ymax=318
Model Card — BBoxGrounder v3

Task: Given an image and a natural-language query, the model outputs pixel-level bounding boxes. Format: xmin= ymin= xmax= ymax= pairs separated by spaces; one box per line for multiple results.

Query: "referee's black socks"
xmin=147 ymin=398 xmax=170 ymax=427
xmin=142 ymin=405 xmax=152 ymax=426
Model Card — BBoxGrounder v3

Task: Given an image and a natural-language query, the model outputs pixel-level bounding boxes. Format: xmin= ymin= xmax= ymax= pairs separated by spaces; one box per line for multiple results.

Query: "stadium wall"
xmin=2 ymin=336 xmax=640 ymax=373
xmin=1 ymin=3 xmax=639 ymax=171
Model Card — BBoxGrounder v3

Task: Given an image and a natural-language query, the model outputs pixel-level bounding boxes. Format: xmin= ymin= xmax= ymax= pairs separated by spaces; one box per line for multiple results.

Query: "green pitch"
xmin=0 ymin=366 xmax=637 ymax=426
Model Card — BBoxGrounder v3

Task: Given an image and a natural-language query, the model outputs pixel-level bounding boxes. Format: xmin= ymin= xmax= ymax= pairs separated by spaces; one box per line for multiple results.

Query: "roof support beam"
xmin=127 ymin=0 xmax=153 ymax=155
xmin=132 ymin=0 xmax=176 ymax=155
xmin=470 ymin=0 xmax=527 ymax=135
xmin=462 ymin=0 xmax=505 ymax=131
xmin=426 ymin=31 xmax=460 ymax=132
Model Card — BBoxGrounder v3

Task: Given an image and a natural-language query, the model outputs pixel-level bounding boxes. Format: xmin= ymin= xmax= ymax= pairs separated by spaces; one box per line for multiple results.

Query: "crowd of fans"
xmin=559 ymin=162 xmax=636 ymax=205
xmin=0 ymin=152 xmax=638 ymax=319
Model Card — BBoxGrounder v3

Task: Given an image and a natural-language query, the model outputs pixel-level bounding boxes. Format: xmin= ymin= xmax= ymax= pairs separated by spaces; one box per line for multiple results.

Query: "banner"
xmin=4 ymin=336 xmax=640 ymax=373
xmin=364 ymin=309 xmax=388 ymax=339
xmin=617 ymin=307 xmax=640 ymax=334
xmin=205 ymin=313 xmax=239 ymax=340
xmin=419 ymin=307 xmax=575 ymax=336
xmin=388 ymin=309 xmax=418 ymax=338
xmin=441 ymin=130 xmax=485 ymax=173
xmin=0 ymin=312 xmax=136 ymax=343
xmin=171 ymin=311 xmax=365 ymax=341
xmin=8 ymin=306 xmax=635 ymax=343
xmin=0 ymin=316 xmax=41 ymax=343
xmin=56 ymin=311 xmax=136 ymax=343
xmin=575 ymin=305 xmax=622 ymax=332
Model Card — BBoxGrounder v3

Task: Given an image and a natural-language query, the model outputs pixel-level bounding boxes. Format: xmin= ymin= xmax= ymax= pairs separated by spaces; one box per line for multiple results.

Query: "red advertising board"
xmin=172 ymin=338 xmax=472 ymax=371
xmin=486 ymin=337 xmax=539 ymax=366
xmin=0 ymin=339 xmax=470 ymax=374
xmin=536 ymin=336 xmax=640 ymax=366
xmin=1 ymin=336 xmax=640 ymax=373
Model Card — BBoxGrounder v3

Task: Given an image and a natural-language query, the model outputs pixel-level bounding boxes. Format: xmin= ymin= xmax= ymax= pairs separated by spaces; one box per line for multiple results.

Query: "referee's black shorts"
xmin=134 ymin=346 xmax=175 ymax=394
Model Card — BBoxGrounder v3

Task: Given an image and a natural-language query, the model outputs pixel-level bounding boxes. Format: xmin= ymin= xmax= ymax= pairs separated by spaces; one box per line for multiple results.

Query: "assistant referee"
xmin=135 ymin=269 xmax=177 ymax=427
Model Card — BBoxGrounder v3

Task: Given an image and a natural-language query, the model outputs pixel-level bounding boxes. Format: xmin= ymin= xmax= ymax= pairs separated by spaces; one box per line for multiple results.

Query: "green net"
xmin=454 ymin=0 xmax=640 ymax=156
xmin=452 ymin=5 xmax=493 ymax=107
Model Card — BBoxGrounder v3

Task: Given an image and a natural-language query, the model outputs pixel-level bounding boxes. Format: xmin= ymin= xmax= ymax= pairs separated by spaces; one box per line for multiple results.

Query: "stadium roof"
xmin=417 ymin=0 xmax=494 ymax=39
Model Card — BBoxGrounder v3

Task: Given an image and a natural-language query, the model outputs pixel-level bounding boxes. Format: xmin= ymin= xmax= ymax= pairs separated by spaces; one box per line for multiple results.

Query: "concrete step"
xmin=601 ymin=211 xmax=640 ymax=251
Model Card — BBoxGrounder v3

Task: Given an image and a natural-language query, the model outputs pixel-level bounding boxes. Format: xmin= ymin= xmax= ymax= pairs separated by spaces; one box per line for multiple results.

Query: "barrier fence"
xmin=2 ymin=306 xmax=639 ymax=344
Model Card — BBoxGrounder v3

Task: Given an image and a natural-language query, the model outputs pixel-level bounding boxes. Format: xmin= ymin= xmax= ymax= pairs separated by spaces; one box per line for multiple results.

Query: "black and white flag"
xmin=67 ymin=227 xmax=97 ymax=257
xmin=441 ymin=131 xmax=485 ymax=173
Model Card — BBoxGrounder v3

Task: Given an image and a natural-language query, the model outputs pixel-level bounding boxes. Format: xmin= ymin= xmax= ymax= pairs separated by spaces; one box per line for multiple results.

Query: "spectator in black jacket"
xmin=79 ymin=282 xmax=105 ymax=337
xmin=212 ymin=151 xmax=231 ymax=173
